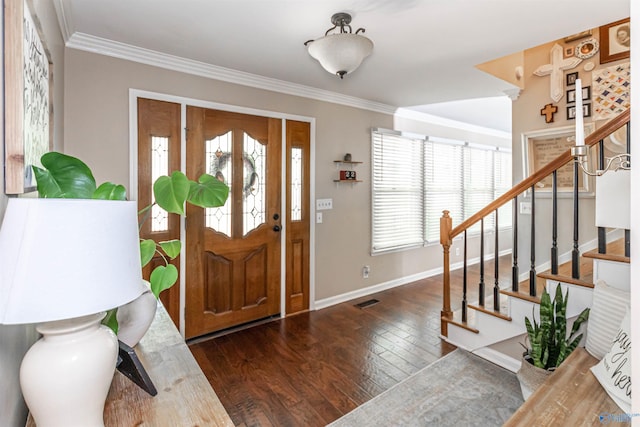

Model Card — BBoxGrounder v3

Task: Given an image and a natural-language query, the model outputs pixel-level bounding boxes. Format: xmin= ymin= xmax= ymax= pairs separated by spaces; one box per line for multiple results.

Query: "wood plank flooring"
xmin=190 ymin=280 xmax=450 ymax=426
xmin=189 ymin=255 xmax=515 ymax=427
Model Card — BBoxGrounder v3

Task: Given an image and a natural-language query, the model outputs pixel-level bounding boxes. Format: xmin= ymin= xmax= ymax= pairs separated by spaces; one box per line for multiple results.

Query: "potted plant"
xmin=32 ymin=151 xmax=229 ymax=343
xmin=517 ymin=284 xmax=590 ymax=399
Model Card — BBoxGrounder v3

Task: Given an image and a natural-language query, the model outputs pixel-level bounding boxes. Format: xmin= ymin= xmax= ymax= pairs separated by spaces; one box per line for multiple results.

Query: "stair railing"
xmin=440 ymin=109 xmax=630 ymax=336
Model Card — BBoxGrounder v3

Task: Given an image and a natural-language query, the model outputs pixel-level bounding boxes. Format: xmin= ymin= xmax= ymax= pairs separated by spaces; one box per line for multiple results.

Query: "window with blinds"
xmin=372 ymin=129 xmax=512 ymax=255
xmin=372 ymin=132 xmax=424 ymax=253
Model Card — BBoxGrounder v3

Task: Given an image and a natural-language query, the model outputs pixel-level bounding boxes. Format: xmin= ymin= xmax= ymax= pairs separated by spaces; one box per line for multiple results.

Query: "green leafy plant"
xmin=33 ymin=152 xmax=229 ymax=330
xmin=522 ymin=284 xmax=590 ymax=370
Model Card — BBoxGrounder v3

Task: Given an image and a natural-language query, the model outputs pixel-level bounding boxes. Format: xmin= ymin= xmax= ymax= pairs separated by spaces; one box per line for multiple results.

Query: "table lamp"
xmin=0 ymin=198 xmax=146 ymax=427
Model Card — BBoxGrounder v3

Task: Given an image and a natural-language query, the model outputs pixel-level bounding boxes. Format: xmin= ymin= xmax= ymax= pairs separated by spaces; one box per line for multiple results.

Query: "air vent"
xmin=355 ymin=299 xmax=379 ymax=309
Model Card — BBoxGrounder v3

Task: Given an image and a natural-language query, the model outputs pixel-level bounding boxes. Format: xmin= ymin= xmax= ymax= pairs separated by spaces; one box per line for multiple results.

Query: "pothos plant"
xmin=32 ymin=151 xmax=229 ymax=331
xmin=522 ymin=285 xmax=590 ymax=370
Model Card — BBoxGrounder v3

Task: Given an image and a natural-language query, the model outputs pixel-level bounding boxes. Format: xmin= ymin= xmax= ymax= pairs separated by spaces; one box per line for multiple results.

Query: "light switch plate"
xmin=316 ymin=199 xmax=333 ymax=210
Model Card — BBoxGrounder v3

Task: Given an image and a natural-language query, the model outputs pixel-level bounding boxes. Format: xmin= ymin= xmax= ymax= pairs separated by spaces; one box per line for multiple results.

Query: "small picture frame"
xmin=566 ymin=86 xmax=591 ymax=104
xmin=599 ymin=18 xmax=630 ymax=64
xmin=563 ymin=46 xmax=574 ymax=58
xmin=566 ymin=72 xmax=578 ymax=86
xmin=567 ymin=103 xmax=591 ymax=120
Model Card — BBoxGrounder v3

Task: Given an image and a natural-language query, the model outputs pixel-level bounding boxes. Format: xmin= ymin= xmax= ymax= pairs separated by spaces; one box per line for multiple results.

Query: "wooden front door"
xmin=285 ymin=120 xmax=311 ymax=314
xmin=137 ymin=98 xmax=182 ymax=325
xmin=185 ymin=107 xmax=282 ymax=339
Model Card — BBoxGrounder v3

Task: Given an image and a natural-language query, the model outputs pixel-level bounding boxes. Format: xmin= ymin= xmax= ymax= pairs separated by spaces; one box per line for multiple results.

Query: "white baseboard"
xmin=314 ymin=249 xmax=512 ymax=310
xmin=314 ymin=268 xmax=439 ymax=310
xmin=473 ymin=347 xmax=522 ymax=373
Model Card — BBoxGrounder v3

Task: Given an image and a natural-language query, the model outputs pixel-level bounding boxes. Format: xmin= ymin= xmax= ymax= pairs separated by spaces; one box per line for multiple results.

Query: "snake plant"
xmin=32 ymin=152 xmax=229 ymax=331
xmin=523 ymin=284 xmax=590 ymax=370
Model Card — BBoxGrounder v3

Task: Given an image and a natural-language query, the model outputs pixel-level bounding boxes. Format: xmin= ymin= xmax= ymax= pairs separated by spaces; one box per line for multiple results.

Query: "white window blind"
xmin=424 ymin=142 xmax=463 ymax=243
xmin=372 ymin=129 xmax=512 ymax=254
xmin=372 ymin=131 xmax=424 ymax=253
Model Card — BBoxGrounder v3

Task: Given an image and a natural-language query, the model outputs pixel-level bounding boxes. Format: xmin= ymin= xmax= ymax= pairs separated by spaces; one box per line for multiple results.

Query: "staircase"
xmin=439 ymin=109 xmax=631 ymax=372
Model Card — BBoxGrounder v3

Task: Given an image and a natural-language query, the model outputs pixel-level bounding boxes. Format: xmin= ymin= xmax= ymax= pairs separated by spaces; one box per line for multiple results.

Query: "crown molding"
xmin=394 ymin=108 xmax=512 ymax=140
xmin=65 ymin=32 xmax=397 ymax=115
xmin=52 ymin=0 xmax=72 ymax=42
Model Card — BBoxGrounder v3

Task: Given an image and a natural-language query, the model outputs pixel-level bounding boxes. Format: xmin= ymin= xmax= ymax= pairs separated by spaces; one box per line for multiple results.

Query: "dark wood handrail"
xmin=449 ymin=109 xmax=630 ymax=239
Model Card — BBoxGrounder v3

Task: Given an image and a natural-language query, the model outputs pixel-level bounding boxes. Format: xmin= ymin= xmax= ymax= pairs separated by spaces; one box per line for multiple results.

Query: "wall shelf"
xmin=333 ymin=159 xmax=363 ymax=185
xmin=333 ymin=160 xmax=363 ymax=165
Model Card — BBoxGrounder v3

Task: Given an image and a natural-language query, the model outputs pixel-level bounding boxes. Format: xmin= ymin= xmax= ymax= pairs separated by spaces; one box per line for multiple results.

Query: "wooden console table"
xmin=27 ymin=305 xmax=234 ymax=426
xmin=504 ymin=348 xmax=620 ymax=426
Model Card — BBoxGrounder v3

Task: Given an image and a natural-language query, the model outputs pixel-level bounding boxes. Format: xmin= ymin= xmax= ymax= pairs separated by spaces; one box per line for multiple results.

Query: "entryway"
xmin=136 ymin=96 xmax=311 ymax=339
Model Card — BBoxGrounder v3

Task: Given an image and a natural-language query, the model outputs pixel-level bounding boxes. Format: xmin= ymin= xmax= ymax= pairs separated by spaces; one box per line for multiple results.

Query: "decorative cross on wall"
xmin=534 ymin=43 xmax=581 ymax=102
xmin=540 ymin=103 xmax=558 ymax=123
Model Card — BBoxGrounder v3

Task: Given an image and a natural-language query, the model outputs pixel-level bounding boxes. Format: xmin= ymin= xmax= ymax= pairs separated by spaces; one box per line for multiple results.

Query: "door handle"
xmin=273 ymin=225 xmax=281 ymax=232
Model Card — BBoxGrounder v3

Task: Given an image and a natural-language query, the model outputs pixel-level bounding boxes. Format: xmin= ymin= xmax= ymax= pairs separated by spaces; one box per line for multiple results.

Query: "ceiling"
xmin=55 ymin=0 xmax=629 ymax=129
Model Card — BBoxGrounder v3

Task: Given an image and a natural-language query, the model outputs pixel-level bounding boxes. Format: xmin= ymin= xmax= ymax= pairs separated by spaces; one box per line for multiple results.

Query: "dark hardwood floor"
xmin=189 ymin=255 xmax=513 ymax=427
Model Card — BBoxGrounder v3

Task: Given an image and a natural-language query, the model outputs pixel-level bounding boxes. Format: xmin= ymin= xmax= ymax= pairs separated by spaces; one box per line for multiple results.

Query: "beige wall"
xmin=512 ymin=29 xmax=630 ymax=275
xmin=64 ymin=49 xmax=514 ymax=306
xmin=0 ymin=1 xmax=65 ymax=426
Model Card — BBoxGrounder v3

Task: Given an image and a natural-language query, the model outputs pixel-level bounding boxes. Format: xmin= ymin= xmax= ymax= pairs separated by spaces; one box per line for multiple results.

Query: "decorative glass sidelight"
xmin=291 ymin=147 xmax=303 ymax=221
xmin=205 ymin=132 xmax=232 ymax=237
xmin=150 ymin=136 xmax=169 ymax=232
xmin=243 ymin=133 xmax=266 ymax=235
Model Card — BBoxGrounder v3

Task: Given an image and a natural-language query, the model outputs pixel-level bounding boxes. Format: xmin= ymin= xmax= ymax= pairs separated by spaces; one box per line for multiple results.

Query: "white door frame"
xmin=128 ymin=89 xmax=316 ymax=337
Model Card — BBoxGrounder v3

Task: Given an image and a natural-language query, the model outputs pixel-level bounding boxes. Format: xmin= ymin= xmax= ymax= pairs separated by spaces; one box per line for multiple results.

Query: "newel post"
xmin=440 ymin=210 xmax=453 ymax=336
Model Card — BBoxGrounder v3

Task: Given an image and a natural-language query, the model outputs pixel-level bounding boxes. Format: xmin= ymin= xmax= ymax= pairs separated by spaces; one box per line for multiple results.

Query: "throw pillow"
xmin=590 ymin=308 xmax=631 ymax=413
xmin=585 ymin=280 xmax=630 ymax=359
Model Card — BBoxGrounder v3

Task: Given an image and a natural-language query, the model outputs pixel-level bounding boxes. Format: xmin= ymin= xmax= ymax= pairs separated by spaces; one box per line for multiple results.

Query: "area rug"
xmin=327 ymin=349 xmax=523 ymax=427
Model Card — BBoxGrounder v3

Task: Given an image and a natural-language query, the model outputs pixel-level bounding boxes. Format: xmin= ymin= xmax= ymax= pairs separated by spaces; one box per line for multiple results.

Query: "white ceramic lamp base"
xmin=20 ymin=312 xmax=118 ymax=427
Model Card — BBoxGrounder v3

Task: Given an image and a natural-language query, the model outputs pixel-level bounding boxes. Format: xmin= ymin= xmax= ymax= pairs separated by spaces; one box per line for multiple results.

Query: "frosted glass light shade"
xmin=0 ymin=198 xmax=145 ymax=324
xmin=307 ymin=33 xmax=373 ymax=77
xmin=595 ymin=170 xmax=630 ymax=229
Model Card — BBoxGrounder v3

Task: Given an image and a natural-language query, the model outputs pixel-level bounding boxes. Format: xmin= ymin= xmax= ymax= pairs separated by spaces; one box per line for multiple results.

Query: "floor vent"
xmin=355 ymin=299 xmax=380 ymax=309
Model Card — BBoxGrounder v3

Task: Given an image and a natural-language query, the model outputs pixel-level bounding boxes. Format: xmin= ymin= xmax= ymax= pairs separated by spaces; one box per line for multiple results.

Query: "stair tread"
xmin=583 ymin=238 xmax=629 ymax=263
xmin=537 ymin=271 xmax=594 ymax=289
xmin=468 ymin=294 xmax=511 ymax=321
xmin=442 ymin=309 xmax=479 ymax=334
xmin=500 ymin=274 xmax=545 ymax=304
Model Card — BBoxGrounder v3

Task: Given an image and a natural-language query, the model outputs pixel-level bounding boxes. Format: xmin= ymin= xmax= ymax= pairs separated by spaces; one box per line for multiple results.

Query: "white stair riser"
xmin=448 ymin=280 xmax=594 ymax=352
xmin=593 ymin=259 xmax=630 ymax=291
xmin=545 ymin=281 xmax=594 ymax=318
xmin=448 ymin=311 xmax=527 ymax=351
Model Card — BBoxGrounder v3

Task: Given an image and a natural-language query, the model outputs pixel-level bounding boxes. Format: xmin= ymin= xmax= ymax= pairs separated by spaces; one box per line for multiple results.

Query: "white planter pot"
xmin=117 ymin=282 xmax=157 ymax=347
xmin=516 ymin=353 xmax=554 ymax=400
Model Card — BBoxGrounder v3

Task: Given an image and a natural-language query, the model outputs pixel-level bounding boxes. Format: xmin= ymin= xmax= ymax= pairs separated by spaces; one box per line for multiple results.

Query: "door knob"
xmin=273 ymin=225 xmax=281 ymax=232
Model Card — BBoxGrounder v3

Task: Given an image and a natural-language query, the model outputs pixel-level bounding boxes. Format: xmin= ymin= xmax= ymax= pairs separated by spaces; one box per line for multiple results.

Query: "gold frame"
xmin=3 ymin=0 xmax=53 ymax=194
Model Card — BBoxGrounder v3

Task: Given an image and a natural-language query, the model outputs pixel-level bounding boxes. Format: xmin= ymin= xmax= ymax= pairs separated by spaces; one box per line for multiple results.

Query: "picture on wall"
xmin=3 ymin=0 xmax=53 ymax=194
xmin=566 ymin=86 xmax=590 ymax=103
xmin=592 ymin=62 xmax=630 ymax=121
xmin=599 ymin=18 xmax=630 ymax=64
xmin=567 ymin=104 xmax=591 ymax=120
xmin=566 ymin=72 xmax=578 ymax=86
xmin=522 ymin=125 xmax=595 ymax=194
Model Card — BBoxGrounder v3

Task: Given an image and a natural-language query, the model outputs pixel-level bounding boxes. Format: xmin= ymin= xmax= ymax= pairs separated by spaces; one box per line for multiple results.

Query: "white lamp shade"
xmin=595 ymin=170 xmax=630 ymax=229
xmin=0 ymin=198 xmax=145 ymax=324
xmin=307 ymin=33 xmax=373 ymax=76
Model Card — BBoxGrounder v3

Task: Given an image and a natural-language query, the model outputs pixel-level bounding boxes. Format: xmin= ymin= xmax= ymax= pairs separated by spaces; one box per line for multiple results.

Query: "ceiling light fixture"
xmin=304 ymin=12 xmax=373 ymax=79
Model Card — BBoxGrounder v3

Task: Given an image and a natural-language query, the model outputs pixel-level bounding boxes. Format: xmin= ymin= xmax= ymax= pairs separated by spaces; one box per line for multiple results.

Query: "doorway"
xmin=136 ymin=97 xmax=311 ymax=339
